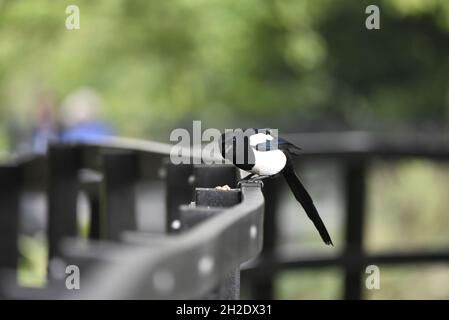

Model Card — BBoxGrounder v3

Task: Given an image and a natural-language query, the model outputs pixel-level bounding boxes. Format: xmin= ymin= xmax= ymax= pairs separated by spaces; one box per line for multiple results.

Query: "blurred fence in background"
xmin=243 ymin=131 xmax=449 ymax=299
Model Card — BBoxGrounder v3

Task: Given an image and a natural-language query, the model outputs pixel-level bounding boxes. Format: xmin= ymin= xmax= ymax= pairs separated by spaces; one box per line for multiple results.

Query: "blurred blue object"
xmin=60 ymin=88 xmax=115 ymax=144
xmin=61 ymin=121 xmax=114 ymax=143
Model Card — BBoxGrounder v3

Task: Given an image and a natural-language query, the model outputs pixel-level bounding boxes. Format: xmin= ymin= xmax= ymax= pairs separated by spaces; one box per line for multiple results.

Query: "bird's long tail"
xmin=281 ymin=155 xmax=333 ymax=246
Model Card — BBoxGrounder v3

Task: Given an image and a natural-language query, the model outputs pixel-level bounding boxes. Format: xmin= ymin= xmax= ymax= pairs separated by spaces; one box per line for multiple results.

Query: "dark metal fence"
xmin=243 ymin=131 xmax=449 ymax=300
xmin=1 ymin=131 xmax=448 ymax=299
xmin=0 ymin=140 xmax=264 ymax=299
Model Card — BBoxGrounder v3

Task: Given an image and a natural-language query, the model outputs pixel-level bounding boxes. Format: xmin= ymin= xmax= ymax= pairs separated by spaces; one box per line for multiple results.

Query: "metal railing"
xmin=243 ymin=131 xmax=449 ymax=300
xmin=1 ymin=131 xmax=448 ymax=299
xmin=0 ymin=139 xmax=264 ymax=299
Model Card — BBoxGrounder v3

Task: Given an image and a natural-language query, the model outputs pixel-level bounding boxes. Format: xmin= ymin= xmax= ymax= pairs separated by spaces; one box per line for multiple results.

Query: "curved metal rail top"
xmin=70 ymin=183 xmax=264 ymax=299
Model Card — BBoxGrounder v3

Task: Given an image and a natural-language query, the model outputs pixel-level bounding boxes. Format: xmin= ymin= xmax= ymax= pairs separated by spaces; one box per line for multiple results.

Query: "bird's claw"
xmin=237 ymin=180 xmax=245 ymax=188
xmin=238 ymin=179 xmax=264 ymax=188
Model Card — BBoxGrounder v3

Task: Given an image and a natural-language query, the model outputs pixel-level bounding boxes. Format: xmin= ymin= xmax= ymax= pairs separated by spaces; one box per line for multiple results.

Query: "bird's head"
xmin=248 ymin=130 xmax=274 ymax=147
xmin=219 ymin=128 xmax=277 ymax=163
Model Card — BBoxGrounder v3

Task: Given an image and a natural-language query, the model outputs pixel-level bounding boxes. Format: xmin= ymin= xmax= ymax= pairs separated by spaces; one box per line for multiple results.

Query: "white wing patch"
xmin=251 ymin=149 xmax=286 ymax=176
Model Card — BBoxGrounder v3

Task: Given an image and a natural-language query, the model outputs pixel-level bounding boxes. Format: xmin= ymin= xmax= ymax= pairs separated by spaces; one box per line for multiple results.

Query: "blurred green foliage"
xmin=365 ymin=264 xmax=449 ymax=299
xmin=18 ymin=233 xmax=47 ymax=288
xmin=275 ymin=268 xmax=342 ymax=299
xmin=368 ymin=160 xmax=449 ymax=252
xmin=1 ymin=0 xmax=449 ymax=142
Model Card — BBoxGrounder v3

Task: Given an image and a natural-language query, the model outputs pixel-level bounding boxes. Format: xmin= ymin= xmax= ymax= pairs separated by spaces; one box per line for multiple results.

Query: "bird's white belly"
xmin=251 ymin=150 xmax=287 ymax=176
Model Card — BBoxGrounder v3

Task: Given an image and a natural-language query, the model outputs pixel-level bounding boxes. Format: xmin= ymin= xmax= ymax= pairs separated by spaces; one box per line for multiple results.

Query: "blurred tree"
xmin=0 ymin=0 xmax=448 ymax=141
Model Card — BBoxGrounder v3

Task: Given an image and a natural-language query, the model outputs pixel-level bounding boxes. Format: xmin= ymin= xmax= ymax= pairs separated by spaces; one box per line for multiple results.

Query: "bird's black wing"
xmin=220 ymin=132 xmax=255 ymax=171
xmin=255 ymin=135 xmax=302 ymax=155
xmin=281 ymin=154 xmax=333 ymax=246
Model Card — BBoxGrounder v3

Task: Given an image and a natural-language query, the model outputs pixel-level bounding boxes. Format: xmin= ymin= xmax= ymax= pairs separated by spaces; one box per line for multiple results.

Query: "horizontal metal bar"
xmin=367 ymin=251 xmax=449 ymax=265
xmin=195 ymin=188 xmax=241 ymax=208
xmin=243 ymin=250 xmax=449 ymax=277
xmin=75 ymin=136 xmax=173 ymax=156
xmin=179 ymin=205 xmax=224 ymax=231
xmin=283 ymin=131 xmax=449 ymax=159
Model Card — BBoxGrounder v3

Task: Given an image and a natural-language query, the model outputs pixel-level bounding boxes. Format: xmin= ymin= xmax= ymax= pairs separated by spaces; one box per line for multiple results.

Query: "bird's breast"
xmin=252 ymin=150 xmax=287 ymax=176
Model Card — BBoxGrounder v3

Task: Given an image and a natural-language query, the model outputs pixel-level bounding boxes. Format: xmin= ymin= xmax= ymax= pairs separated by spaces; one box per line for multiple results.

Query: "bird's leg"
xmin=239 ymin=173 xmax=256 ymax=182
xmin=244 ymin=175 xmax=272 ymax=188
xmin=248 ymin=175 xmax=271 ymax=182
xmin=238 ymin=174 xmax=273 ymax=187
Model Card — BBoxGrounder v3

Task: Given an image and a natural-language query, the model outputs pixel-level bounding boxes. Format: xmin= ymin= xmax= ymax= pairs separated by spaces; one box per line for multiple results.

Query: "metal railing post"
xmin=47 ymin=146 xmax=80 ymax=264
xmin=343 ymin=159 xmax=367 ymax=300
xmin=102 ymin=151 xmax=139 ymax=240
xmin=181 ymin=187 xmax=242 ymax=299
xmin=0 ymin=166 xmax=20 ymax=273
xmin=182 ymin=164 xmax=241 ymax=299
xmin=164 ymin=160 xmax=193 ymax=234
xmin=249 ymin=177 xmax=280 ymax=299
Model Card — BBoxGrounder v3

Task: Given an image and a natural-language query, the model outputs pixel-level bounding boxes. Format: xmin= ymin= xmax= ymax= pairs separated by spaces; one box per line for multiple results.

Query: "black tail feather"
xmin=281 ymin=155 xmax=333 ymax=246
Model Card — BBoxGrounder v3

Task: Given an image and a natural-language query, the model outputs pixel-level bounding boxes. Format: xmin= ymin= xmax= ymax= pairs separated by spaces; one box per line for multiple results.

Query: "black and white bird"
xmin=220 ymin=129 xmax=333 ymax=246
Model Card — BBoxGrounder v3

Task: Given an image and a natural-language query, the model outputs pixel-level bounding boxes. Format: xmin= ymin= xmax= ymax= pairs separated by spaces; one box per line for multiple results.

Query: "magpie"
xmin=220 ymin=129 xmax=333 ymax=246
